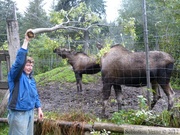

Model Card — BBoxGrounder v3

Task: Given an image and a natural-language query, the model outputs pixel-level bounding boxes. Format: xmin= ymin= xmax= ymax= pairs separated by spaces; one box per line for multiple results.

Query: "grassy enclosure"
xmin=0 ymin=66 xmax=180 ymax=134
xmin=29 ymin=67 xmax=180 ymax=134
xmin=34 ymin=66 xmax=100 ymax=86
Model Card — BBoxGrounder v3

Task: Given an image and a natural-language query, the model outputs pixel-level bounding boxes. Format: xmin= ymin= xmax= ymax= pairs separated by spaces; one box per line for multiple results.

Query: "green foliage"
xmin=111 ymin=107 xmax=152 ymax=126
xmin=49 ymin=2 xmax=103 ymax=53
xmin=121 ymin=17 xmax=137 ymax=46
xmin=0 ymin=123 xmax=8 ymax=135
xmin=50 ymin=11 xmax=66 ymax=24
xmin=118 ymin=0 xmax=180 ymax=86
xmin=111 ymin=109 xmax=138 ymax=125
xmin=90 ymin=129 xmax=111 ymax=135
xmin=0 ymin=0 xmax=15 ymax=47
xmin=0 ymin=42 xmax=9 ymax=80
xmin=1 ymin=41 xmax=8 ymax=50
xmin=31 ymin=33 xmax=59 ymax=51
xmin=96 ymin=42 xmax=111 ymax=63
xmin=28 ymin=34 xmax=61 ymax=74
xmin=155 ymin=110 xmax=171 ymax=127
xmin=51 ymin=2 xmax=101 ymax=28
xmin=111 ymin=95 xmax=152 ymax=125
xmin=172 ymin=80 xmax=180 ymax=90
xmin=118 ymin=0 xmax=180 ymax=50
xmin=137 ymin=95 xmax=148 ymax=110
xmin=117 ymin=0 xmax=143 ymax=50
xmin=110 ymin=95 xmax=174 ymax=127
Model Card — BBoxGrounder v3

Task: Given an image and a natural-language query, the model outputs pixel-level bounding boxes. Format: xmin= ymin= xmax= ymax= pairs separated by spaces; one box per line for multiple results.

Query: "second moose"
xmin=54 ymin=48 xmax=101 ymax=92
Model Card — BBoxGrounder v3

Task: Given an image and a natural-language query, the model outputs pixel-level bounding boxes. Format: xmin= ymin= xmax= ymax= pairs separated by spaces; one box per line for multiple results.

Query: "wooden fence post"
xmin=0 ymin=3 xmax=20 ymax=116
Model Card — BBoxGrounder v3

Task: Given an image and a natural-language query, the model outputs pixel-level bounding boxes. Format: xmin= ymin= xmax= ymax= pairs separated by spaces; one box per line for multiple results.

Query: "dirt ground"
xmin=37 ymin=77 xmax=180 ymax=119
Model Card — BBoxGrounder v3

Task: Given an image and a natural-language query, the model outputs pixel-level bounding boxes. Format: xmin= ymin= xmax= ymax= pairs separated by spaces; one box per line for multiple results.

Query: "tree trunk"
xmin=1 ymin=118 xmax=180 ymax=134
xmin=84 ymin=31 xmax=89 ymax=54
xmin=0 ymin=7 xmax=20 ymax=116
xmin=6 ymin=19 xmax=20 ymax=65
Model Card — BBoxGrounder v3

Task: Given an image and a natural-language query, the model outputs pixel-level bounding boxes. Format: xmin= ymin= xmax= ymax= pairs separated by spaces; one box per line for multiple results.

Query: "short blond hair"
xmin=26 ymin=56 xmax=34 ymax=64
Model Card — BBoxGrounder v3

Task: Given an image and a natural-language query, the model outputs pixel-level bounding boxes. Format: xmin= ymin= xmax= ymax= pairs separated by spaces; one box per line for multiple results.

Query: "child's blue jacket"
xmin=8 ymin=48 xmax=41 ymax=111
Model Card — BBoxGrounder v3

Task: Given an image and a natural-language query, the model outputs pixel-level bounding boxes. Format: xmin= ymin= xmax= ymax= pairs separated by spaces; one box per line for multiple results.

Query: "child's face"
xmin=24 ymin=62 xmax=34 ymax=75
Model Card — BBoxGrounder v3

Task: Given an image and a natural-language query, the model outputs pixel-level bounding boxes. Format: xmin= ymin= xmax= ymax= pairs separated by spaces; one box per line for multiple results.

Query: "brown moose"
xmin=54 ymin=48 xmax=101 ymax=92
xmin=100 ymin=44 xmax=175 ymax=115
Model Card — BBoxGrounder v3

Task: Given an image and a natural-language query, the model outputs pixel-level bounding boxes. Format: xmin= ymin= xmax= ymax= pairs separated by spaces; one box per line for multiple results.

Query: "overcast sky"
xmin=15 ymin=0 xmax=122 ymax=22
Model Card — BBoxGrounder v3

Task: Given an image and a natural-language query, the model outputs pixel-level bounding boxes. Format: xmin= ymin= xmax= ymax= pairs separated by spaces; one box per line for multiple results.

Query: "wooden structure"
xmin=0 ymin=50 xmax=10 ymax=89
xmin=0 ymin=118 xmax=180 ymax=134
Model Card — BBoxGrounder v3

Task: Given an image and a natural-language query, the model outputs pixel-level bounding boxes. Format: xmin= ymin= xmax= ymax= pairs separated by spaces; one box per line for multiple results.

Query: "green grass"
xmin=34 ymin=65 xmax=101 ymax=86
xmin=0 ymin=123 xmax=9 ymax=135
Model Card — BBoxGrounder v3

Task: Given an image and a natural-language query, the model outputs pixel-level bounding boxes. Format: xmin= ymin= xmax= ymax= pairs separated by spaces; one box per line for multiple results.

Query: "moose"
xmin=54 ymin=48 xmax=101 ymax=92
xmin=100 ymin=44 xmax=175 ymax=115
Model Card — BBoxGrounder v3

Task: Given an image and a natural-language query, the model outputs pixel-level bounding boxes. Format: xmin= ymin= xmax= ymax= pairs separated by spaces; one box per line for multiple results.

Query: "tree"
xmin=46 ymin=2 xmax=103 ymax=53
xmin=9 ymin=1 xmax=109 ymax=74
xmin=21 ymin=0 xmax=50 ymax=35
xmin=0 ymin=0 xmax=15 ymax=47
xmin=117 ymin=0 xmax=180 ymax=85
xmin=117 ymin=0 xmax=145 ymax=51
xmin=54 ymin=0 xmax=106 ymax=18
xmin=117 ymin=0 xmax=180 ymax=51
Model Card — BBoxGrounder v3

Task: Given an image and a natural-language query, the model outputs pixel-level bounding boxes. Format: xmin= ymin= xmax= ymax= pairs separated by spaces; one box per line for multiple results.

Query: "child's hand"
xmin=25 ymin=29 xmax=34 ymax=40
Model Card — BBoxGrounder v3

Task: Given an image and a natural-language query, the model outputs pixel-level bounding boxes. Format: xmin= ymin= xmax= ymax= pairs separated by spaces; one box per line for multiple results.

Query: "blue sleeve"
xmin=35 ymin=90 xmax=41 ymax=108
xmin=35 ymin=94 xmax=41 ymax=108
xmin=33 ymin=79 xmax=41 ymax=108
xmin=8 ymin=48 xmax=28 ymax=82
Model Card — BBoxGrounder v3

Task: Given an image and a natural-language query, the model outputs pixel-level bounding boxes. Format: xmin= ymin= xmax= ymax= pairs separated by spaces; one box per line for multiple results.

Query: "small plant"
xmin=110 ymin=93 xmax=177 ymax=127
xmin=137 ymin=95 xmax=148 ymax=110
xmin=90 ymin=129 xmax=111 ymax=135
xmin=111 ymin=109 xmax=137 ymax=125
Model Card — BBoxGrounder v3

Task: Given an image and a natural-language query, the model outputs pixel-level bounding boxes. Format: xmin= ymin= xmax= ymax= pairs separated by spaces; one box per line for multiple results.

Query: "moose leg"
xmin=79 ymin=74 xmax=82 ymax=92
xmin=102 ymin=83 xmax=112 ymax=116
xmin=75 ymin=72 xmax=82 ymax=92
xmin=160 ymin=83 xmax=175 ymax=110
xmin=151 ymin=81 xmax=162 ymax=109
xmin=113 ymin=84 xmax=122 ymax=110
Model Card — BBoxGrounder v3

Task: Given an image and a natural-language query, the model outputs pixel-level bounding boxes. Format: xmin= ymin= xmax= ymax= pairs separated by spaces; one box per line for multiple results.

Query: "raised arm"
xmin=22 ymin=29 xmax=33 ymax=50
